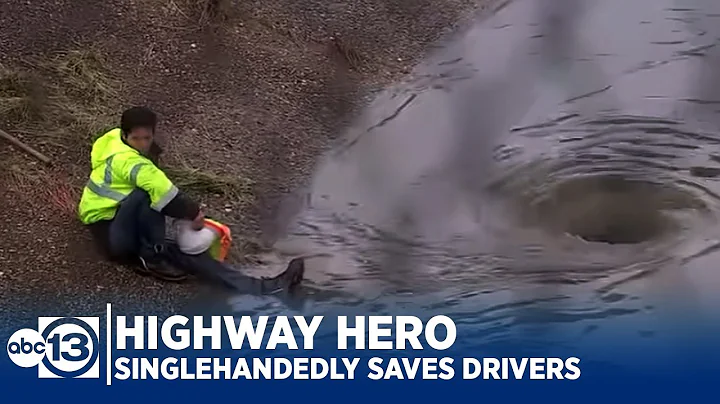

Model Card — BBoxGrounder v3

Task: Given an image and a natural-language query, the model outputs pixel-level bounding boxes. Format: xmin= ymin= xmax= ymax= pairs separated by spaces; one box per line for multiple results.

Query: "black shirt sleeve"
xmin=161 ymin=191 xmax=201 ymax=220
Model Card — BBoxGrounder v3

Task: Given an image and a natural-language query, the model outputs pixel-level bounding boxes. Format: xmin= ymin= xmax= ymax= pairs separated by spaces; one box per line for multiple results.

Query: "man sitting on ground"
xmin=77 ymin=106 xmax=304 ymax=294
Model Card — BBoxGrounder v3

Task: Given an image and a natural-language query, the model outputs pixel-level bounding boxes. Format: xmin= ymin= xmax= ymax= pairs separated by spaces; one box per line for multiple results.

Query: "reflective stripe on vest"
xmin=85 ymin=154 xmax=128 ymax=202
xmin=151 ymin=184 xmax=179 ymax=211
xmin=85 ymin=179 xmax=126 ymax=201
xmin=130 ymin=163 xmax=147 ymax=184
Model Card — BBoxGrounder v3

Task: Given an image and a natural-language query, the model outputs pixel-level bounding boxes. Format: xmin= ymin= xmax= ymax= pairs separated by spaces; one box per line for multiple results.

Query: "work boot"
xmin=260 ymin=257 xmax=305 ymax=294
xmin=137 ymin=244 xmax=189 ymax=282
xmin=137 ymin=256 xmax=189 ymax=282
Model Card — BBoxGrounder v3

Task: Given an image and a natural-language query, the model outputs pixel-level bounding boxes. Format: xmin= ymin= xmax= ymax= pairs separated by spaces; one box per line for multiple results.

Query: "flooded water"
xmin=227 ymin=0 xmax=720 ymax=356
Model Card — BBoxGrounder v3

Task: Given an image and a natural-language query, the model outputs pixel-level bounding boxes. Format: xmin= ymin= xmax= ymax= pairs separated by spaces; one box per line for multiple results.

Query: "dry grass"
xmin=0 ymin=44 xmax=121 ymax=219
xmin=331 ymin=35 xmax=365 ymax=71
xmin=0 ymin=67 xmax=45 ymax=124
xmin=0 ymin=44 xmax=119 ymax=145
xmin=160 ymin=0 xmax=234 ymax=27
xmin=163 ymin=161 xmax=255 ymax=203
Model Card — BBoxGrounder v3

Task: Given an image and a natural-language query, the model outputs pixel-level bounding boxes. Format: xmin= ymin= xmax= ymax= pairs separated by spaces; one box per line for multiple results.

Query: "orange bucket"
xmin=203 ymin=218 xmax=232 ymax=262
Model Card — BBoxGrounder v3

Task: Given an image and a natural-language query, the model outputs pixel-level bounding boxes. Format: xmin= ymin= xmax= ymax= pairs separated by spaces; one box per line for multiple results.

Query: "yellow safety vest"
xmin=77 ymin=128 xmax=179 ymax=224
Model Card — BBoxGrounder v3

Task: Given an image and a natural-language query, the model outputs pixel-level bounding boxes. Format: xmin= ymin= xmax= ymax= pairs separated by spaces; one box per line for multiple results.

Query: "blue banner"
xmin=2 ymin=296 xmax=719 ymax=403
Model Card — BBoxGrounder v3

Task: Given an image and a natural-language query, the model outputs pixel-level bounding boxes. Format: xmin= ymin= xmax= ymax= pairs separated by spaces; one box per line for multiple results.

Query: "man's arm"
xmin=118 ymin=155 xmax=201 ymax=220
xmin=162 ymin=192 xmax=201 ymax=220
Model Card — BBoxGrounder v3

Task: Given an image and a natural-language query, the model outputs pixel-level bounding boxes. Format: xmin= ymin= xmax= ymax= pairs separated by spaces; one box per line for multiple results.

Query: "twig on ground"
xmin=0 ymin=128 xmax=51 ymax=164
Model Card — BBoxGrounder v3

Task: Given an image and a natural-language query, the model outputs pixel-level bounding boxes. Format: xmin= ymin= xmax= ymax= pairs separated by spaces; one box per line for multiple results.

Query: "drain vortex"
xmin=489 ymin=114 xmax=720 ymax=248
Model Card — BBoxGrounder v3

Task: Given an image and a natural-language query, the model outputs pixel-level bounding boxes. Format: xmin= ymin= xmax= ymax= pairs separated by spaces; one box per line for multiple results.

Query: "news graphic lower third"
xmin=7 ymin=306 xmax=584 ymax=383
xmin=3 ymin=301 xmax=718 ymax=403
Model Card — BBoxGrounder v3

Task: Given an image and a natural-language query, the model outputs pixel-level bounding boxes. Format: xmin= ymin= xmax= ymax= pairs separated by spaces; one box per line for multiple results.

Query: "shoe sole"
xmin=150 ymin=273 xmax=189 ymax=283
xmin=132 ymin=266 xmax=188 ymax=282
xmin=135 ymin=257 xmax=189 ymax=282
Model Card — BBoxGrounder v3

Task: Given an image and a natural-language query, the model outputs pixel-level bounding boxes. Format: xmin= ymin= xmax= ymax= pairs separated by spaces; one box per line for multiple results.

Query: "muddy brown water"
xmin=222 ymin=0 xmax=720 ymax=358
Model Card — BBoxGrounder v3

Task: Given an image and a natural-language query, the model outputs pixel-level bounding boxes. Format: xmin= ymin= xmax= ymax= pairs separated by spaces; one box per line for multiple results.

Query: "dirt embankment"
xmin=0 ymin=0 xmax=493 ymax=322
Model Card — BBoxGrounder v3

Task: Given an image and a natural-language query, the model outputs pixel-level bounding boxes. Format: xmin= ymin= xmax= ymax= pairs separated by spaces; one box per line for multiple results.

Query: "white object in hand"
xmin=175 ymin=219 xmax=217 ymax=255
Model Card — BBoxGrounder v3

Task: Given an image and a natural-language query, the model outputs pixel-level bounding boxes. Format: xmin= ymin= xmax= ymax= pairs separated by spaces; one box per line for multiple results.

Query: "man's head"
xmin=120 ymin=106 xmax=157 ymax=154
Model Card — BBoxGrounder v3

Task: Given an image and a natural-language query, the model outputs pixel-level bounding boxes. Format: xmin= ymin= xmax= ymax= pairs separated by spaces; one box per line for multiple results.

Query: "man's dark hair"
xmin=120 ymin=106 xmax=157 ymax=135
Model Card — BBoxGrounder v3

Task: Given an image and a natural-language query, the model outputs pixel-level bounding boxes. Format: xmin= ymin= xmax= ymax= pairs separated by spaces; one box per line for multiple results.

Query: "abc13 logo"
xmin=6 ymin=317 xmax=101 ymax=378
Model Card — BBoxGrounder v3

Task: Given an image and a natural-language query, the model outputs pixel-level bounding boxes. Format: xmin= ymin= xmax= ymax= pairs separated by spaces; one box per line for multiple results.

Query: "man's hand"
xmin=191 ymin=211 xmax=205 ymax=230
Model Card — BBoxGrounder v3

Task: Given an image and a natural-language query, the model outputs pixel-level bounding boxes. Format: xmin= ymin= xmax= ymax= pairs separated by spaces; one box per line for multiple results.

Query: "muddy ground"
xmin=0 ymin=0 xmax=495 ymax=324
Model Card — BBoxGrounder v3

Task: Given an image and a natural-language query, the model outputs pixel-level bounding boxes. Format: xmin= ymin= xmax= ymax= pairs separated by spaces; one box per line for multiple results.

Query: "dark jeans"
xmin=162 ymin=244 xmax=270 ymax=295
xmin=98 ymin=189 xmax=270 ymax=294
xmin=107 ymin=189 xmax=166 ymax=263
